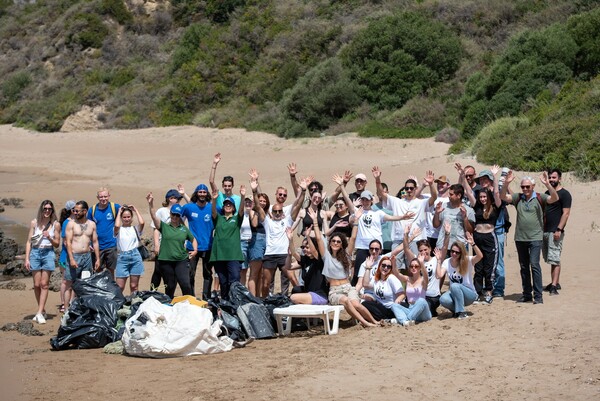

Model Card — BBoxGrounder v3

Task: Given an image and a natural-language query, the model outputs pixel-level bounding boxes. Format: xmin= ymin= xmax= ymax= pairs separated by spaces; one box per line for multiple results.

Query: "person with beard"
xmin=542 ymin=169 xmax=572 ymax=296
xmin=181 ymin=184 xmax=215 ymax=300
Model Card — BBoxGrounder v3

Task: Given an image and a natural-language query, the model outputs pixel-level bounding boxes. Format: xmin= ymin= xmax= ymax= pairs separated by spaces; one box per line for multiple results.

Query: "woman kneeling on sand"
xmin=309 ymin=207 xmax=378 ymax=327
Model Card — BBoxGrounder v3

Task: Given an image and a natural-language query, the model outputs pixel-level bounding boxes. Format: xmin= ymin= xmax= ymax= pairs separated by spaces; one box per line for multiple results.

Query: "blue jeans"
xmin=116 ymin=249 xmax=144 ymax=278
xmin=213 ymin=260 xmax=241 ymax=300
xmin=390 ymin=298 xmax=432 ymax=323
xmin=493 ymin=232 xmax=505 ymax=296
xmin=440 ymin=283 xmax=477 ymax=313
xmin=515 ymin=240 xmax=543 ymax=300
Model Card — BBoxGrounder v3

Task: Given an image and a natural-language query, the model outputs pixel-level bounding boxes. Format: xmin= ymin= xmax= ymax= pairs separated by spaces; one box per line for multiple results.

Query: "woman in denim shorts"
xmin=114 ymin=205 xmax=145 ymax=294
xmin=25 ymin=200 xmax=61 ymax=324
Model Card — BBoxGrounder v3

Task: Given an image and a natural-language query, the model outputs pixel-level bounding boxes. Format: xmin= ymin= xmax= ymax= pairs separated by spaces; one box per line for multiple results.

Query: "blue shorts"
xmin=240 ymin=239 xmax=251 ymax=269
xmin=29 ymin=248 xmax=56 ymax=271
xmin=116 ymin=249 xmax=145 ymax=278
xmin=65 ymin=253 xmax=93 ymax=281
xmin=249 ymin=232 xmax=266 ymax=261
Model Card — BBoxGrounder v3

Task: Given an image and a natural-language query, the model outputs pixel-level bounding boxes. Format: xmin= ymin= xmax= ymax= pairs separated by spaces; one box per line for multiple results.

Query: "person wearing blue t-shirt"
xmin=209 ymin=152 xmax=241 ymax=213
xmin=181 ymin=183 xmax=215 ymax=299
xmin=87 ymin=187 xmax=120 ymax=277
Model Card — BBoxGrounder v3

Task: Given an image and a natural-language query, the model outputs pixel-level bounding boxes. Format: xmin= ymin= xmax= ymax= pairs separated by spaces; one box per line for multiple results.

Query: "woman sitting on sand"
xmin=436 ymin=232 xmax=483 ymax=319
xmin=114 ymin=205 xmax=145 ymax=294
xmin=360 ymin=256 xmax=405 ymax=324
xmin=309 ymin=207 xmax=379 ymax=327
xmin=389 ymin=256 xmax=432 ymax=325
xmin=24 ymin=200 xmax=61 ymax=324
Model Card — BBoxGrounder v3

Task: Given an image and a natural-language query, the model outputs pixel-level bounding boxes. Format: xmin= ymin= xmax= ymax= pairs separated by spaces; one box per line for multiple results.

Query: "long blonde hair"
xmin=450 ymin=241 xmax=469 ymax=276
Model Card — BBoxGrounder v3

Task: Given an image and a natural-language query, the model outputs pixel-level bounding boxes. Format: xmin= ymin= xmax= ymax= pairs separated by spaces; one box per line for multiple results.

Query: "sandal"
xmin=59 ymin=305 xmax=65 ymax=313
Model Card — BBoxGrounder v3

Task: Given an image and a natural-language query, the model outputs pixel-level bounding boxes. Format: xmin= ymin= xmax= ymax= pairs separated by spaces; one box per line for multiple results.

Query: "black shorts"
xmin=262 ymin=254 xmax=287 ymax=270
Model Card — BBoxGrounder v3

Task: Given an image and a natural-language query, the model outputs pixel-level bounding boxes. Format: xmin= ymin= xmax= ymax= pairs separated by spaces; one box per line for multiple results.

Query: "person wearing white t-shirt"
xmin=360 ymin=256 xmax=405 ymax=322
xmin=352 ymin=191 xmax=413 ymax=285
xmin=114 ymin=205 xmax=145 ymax=294
xmin=373 ymin=167 xmax=437 ymax=270
xmin=251 ymin=177 xmax=305 ymax=298
xmin=435 ymin=232 xmax=483 ymax=319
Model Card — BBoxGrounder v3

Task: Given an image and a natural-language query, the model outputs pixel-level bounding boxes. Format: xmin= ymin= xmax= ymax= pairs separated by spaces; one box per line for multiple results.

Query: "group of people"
xmin=23 ymin=155 xmax=572 ymax=329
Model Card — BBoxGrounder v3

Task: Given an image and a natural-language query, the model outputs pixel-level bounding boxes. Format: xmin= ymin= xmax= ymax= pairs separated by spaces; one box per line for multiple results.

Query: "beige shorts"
xmin=328 ymin=283 xmax=360 ymax=305
xmin=543 ymin=232 xmax=564 ymax=265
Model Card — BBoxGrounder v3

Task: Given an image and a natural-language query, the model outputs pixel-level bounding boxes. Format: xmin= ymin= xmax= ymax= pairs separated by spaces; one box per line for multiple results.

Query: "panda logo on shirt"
xmin=362 ymin=213 xmax=372 ymax=228
xmin=374 ymin=282 xmax=385 ymax=299
xmin=449 ymin=270 xmax=463 ymax=284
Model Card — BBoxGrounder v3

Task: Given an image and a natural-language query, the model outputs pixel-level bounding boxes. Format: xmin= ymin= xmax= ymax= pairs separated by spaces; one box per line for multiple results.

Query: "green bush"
xmin=98 ymin=0 xmax=133 ymax=25
xmin=280 ymin=57 xmax=360 ymax=131
xmin=0 ymin=71 xmax=31 ymax=106
xmin=340 ymin=11 xmax=462 ymax=110
xmin=472 ymin=116 xmax=530 ymax=167
xmin=567 ymin=7 xmax=600 ymax=77
xmin=67 ymin=13 xmax=109 ymax=49
xmin=358 ymin=121 xmax=434 ymax=139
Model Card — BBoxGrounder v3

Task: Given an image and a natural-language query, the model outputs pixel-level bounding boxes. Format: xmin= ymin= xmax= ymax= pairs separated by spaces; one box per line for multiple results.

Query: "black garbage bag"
xmin=229 ymin=282 xmax=262 ymax=307
xmin=262 ymin=294 xmax=294 ymax=328
xmin=206 ymin=299 xmax=247 ymax=341
xmin=50 ymin=295 xmax=120 ymax=350
xmin=72 ymin=270 xmax=126 ymax=308
xmin=237 ymin=303 xmax=275 ymax=339
xmin=131 ymin=291 xmax=172 ymax=304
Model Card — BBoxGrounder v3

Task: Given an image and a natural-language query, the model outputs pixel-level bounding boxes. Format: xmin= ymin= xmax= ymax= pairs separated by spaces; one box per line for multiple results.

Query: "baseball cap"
xmin=360 ymin=190 xmax=374 ymax=200
xmin=65 ymin=200 xmax=76 ymax=210
xmin=170 ymin=204 xmax=183 ymax=216
xmin=355 ymin=173 xmax=367 ymax=181
xmin=223 ymin=197 xmax=235 ymax=205
xmin=165 ymin=189 xmax=182 ymax=199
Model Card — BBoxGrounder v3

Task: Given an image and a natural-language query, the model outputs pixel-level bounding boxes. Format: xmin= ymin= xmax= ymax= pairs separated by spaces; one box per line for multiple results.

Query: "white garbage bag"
xmin=122 ymin=297 xmax=233 ymax=357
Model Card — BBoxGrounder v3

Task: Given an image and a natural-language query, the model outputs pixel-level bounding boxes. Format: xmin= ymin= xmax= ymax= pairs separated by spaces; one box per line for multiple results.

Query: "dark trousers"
xmin=362 ymin=300 xmax=395 ymax=320
xmin=188 ymin=250 xmax=212 ymax=299
xmin=213 ymin=260 xmax=241 ymax=300
xmin=352 ymin=249 xmax=370 ymax=286
xmin=150 ymin=259 xmax=162 ymax=290
xmin=473 ymin=231 xmax=497 ymax=294
xmin=426 ymin=295 xmax=441 ymax=317
xmin=159 ymin=259 xmax=192 ymax=299
xmin=515 ymin=240 xmax=543 ymax=300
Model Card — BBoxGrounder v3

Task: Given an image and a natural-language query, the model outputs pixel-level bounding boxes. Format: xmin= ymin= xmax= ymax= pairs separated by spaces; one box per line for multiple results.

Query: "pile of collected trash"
xmin=50 ymin=273 xmax=294 ymax=357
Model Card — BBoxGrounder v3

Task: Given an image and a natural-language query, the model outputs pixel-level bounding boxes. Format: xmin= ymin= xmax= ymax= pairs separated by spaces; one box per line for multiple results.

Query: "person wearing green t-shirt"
xmin=147 ymin=192 xmax=197 ymax=299
xmin=209 ymin=186 xmax=245 ymax=300
xmin=500 ymin=171 xmax=558 ymax=304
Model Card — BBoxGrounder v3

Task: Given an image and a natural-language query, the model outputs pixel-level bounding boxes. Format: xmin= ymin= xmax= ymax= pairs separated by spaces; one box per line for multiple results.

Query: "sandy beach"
xmin=1 ymin=124 xmax=599 ymax=401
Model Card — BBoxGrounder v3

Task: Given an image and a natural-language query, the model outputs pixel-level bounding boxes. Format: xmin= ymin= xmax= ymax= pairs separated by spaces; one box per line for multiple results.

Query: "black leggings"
xmin=352 ymin=249 xmax=370 ymax=286
xmin=188 ymin=250 xmax=212 ymax=299
xmin=158 ymin=259 xmax=192 ymax=298
xmin=362 ymin=300 xmax=394 ymax=320
xmin=473 ymin=231 xmax=497 ymax=294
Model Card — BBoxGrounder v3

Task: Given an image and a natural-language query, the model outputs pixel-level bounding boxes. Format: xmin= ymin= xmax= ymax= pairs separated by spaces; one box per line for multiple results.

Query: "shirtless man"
xmin=64 ymin=200 xmax=100 ymax=311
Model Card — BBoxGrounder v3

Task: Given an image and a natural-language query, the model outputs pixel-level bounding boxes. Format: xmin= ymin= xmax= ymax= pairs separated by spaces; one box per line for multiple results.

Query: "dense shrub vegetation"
xmin=0 ymin=0 xmax=598 ymax=178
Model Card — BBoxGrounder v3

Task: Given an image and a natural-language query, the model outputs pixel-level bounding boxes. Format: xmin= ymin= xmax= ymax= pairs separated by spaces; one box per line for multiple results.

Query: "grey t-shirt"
xmin=436 ymin=202 xmax=475 ymax=248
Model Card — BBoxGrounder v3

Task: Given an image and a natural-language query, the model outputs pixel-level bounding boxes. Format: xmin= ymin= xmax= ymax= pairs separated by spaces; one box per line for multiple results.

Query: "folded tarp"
xmin=122 ymin=297 xmax=233 ymax=358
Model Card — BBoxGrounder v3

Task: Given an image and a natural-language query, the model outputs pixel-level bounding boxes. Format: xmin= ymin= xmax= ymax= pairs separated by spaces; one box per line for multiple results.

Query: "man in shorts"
xmin=87 ymin=187 xmax=120 ymax=277
xmin=543 ymin=169 xmax=572 ymax=296
xmin=65 ymin=201 xmax=100 ymax=312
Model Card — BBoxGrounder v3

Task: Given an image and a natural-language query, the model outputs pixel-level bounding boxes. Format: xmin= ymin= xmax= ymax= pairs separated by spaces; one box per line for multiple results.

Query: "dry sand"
xmin=1 ymin=124 xmax=599 ymax=400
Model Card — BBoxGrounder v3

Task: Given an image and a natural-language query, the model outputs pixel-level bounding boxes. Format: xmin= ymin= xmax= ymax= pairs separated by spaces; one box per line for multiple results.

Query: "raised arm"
xmin=333 ymin=173 xmax=356 ymax=214
xmin=372 ymin=166 xmax=388 ymax=203
xmin=539 ymin=171 xmax=559 ymax=204
xmin=209 ymin=152 xmax=221 ymax=194
xmin=418 ymin=254 xmax=429 ymax=290
xmin=146 ymin=192 xmax=162 ymax=230
xmin=287 ymin=163 xmax=300 ymax=198
xmin=403 ymin=224 xmax=417 ymax=261
xmin=114 ymin=206 xmax=123 ymax=237
xmin=308 ymin=208 xmax=326 ymax=257
xmin=500 ymin=170 xmax=515 ymax=204
xmin=346 ymin=208 xmax=360 ymax=255
xmin=248 ymin=168 xmax=262 ymax=194
xmin=432 ymin=201 xmax=444 ymax=228
xmin=361 ymin=256 xmax=376 ymax=290
xmin=455 ymin=162 xmax=476 ymax=205
xmin=290 ymin=178 xmax=308 ymax=221
xmin=250 ymin=179 xmax=266 ymax=222
xmin=490 ymin=165 xmax=502 ymax=207
xmin=211 ymin=188 xmax=219 ymax=219
xmin=423 ymin=170 xmax=437 ymax=206
xmin=287 ymin=227 xmax=302 ymax=263
xmin=435 ymin=247 xmax=446 ymax=279
xmin=132 ymin=205 xmax=144 ymax=233
xmin=238 ymin=185 xmax=246 ymax=218
xmin=177 ymin=183 xmax=191 ymax=203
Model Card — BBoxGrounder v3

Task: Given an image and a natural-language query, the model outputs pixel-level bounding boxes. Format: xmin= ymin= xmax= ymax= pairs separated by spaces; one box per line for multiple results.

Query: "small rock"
xmin=1 ymin=320 xmax=44 ymax=336
xmin=3 ymin=259 xmax=30 ymax=277
xmin=0 ymin=280 xmax=26 ymax=290
xmin=48 ymin=268 xmax=62 ymax=292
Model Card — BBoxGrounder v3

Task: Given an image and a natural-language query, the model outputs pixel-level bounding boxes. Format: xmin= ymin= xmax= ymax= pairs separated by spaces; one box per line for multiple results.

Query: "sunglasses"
xmin=272 ymin=210 xmax=283 ymax=214
xmin=369 ymin=247 xmax=381 ymax=251
xmin=520 ymin=185 xmax=531 ymax=189
xmin=410 ymin=264 xmax=420 ymax=269
xmin=405 ymin=187 xmax=415 ymax=191
xmin=465 ymin=174 xmax=475 ymax=178
xmin=277 ymin=193 xmax=287 ymax=197
xmin=43 ymin=207 xmax=53 ymax=211
xmin=450 ymin=249 xmax=461 ymax=255
xmin=380 ymin=263 xmax=392 ymax=269
xmin=330 ymin=239 xmax=342 ymax=244
xmin=334 ymin=204 xmax=345 ymax=208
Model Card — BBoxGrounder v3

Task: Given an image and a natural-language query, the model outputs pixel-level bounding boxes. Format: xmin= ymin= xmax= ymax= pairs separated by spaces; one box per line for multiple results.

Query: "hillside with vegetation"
xmin=1 ymin=0 xmax=599 ymax=178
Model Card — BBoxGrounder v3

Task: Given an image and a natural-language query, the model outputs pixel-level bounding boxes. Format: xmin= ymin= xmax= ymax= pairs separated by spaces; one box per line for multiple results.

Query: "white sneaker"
xmin=390 ymin=318 xmax=398 ymax=325
xmin=34 ymin=313 xmax=46 ymax=324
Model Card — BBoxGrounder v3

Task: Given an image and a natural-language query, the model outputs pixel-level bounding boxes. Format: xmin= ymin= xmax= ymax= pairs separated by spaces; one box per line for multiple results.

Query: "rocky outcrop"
xmin=0 ymin=230 xmax=19 ymax=264
xmin=60 ymin=105 xmax=106 ymax=132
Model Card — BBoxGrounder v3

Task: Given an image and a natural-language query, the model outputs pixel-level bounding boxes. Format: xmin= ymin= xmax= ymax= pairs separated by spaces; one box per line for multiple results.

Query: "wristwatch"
xmin=556 ymin=228 xmax=564 ymax=233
